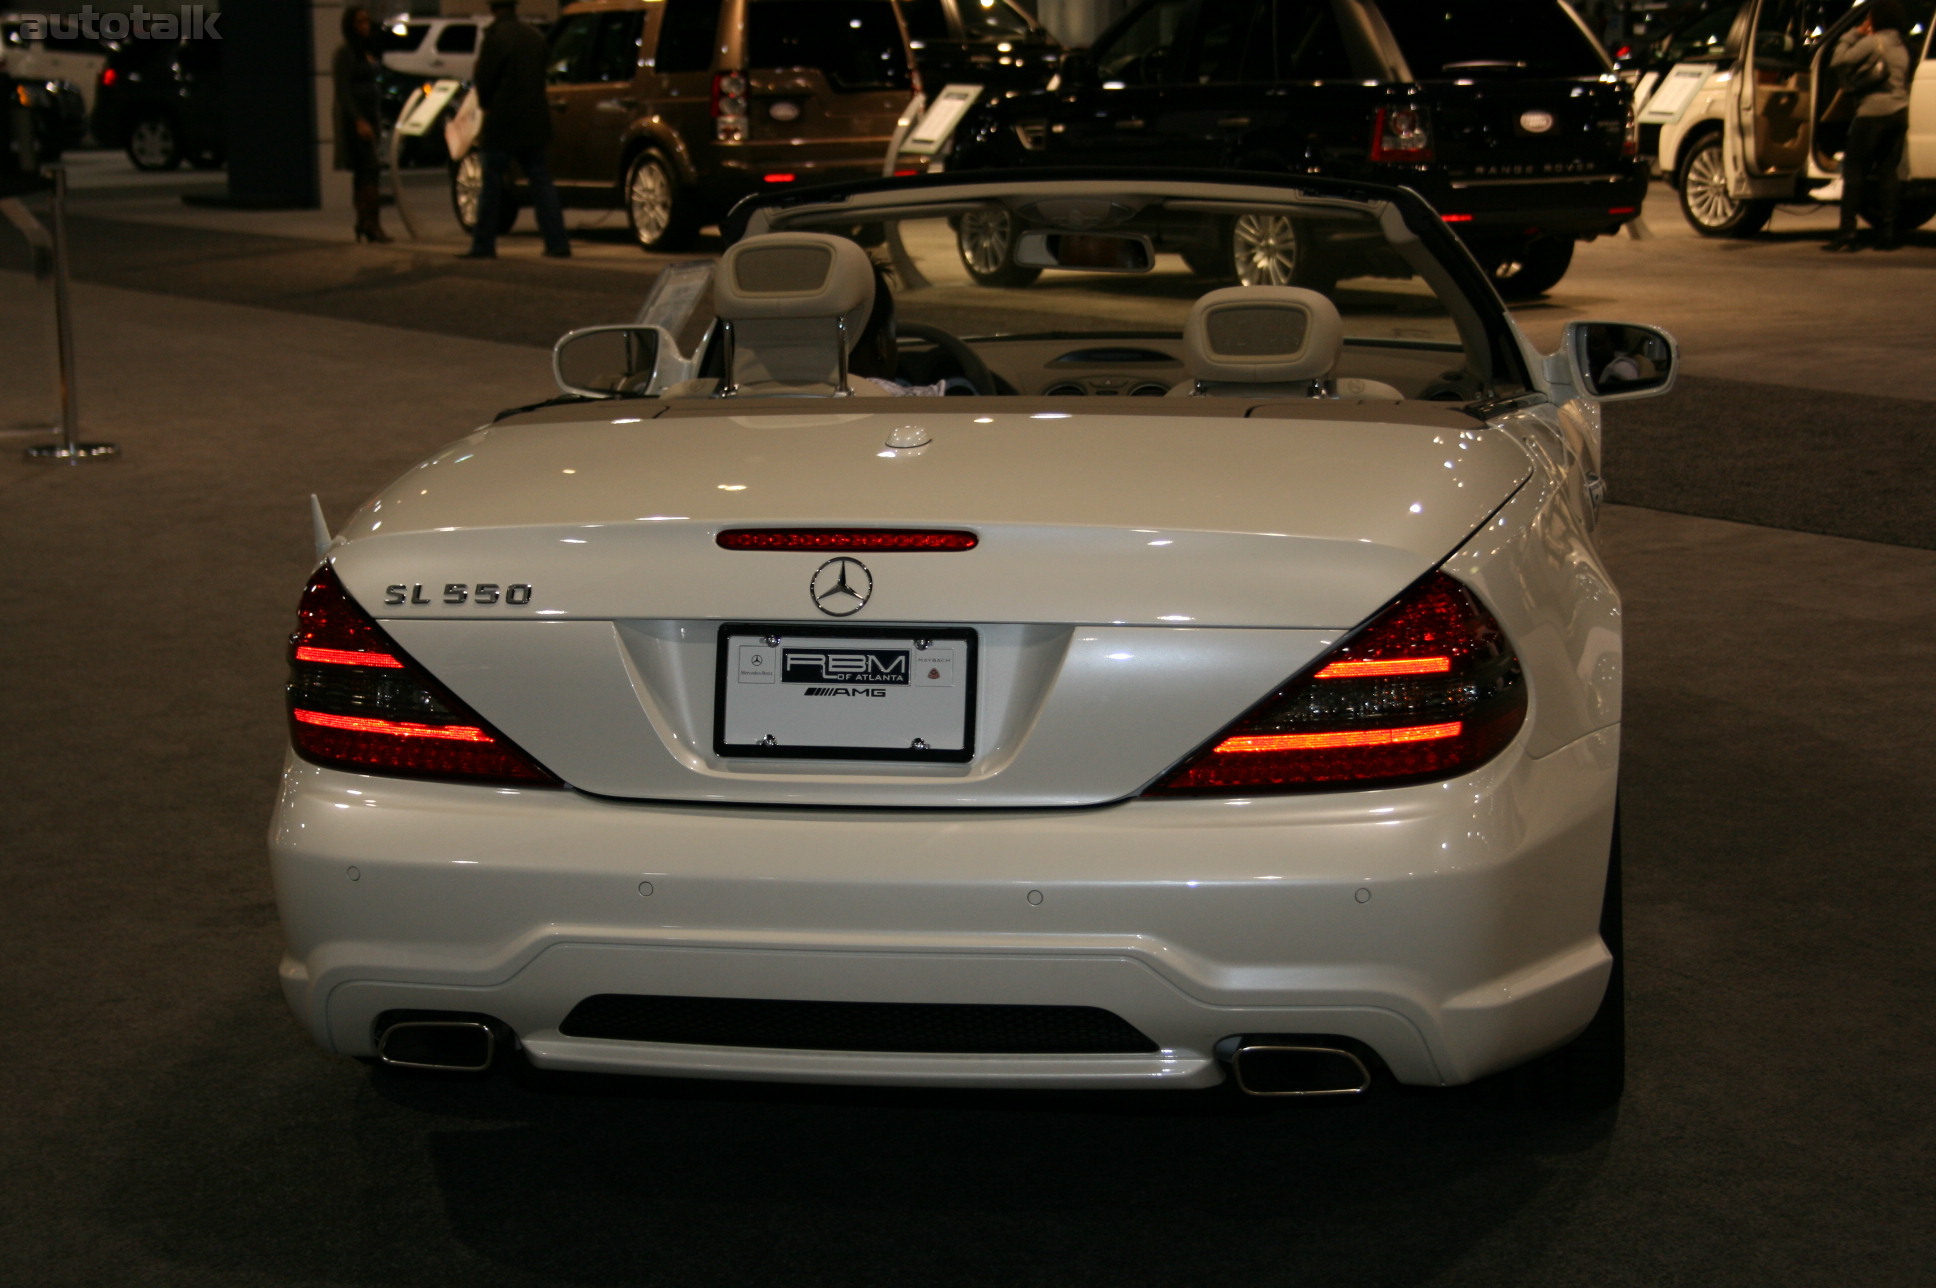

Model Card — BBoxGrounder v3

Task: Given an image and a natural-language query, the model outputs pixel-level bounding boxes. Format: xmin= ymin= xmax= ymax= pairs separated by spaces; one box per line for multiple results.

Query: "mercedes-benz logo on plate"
xmin=810 ymin=557 xmax=873 ymax=617
xmin=1519 ymin=110 xmax=1556 ymax=134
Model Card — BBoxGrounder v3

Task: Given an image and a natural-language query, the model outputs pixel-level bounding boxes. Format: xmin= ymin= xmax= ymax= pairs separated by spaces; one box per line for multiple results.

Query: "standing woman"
xmin=1825 ymin=0 xmax=1912 ymax=252
xmin=334 ymin=6 xmax=391 ymax=243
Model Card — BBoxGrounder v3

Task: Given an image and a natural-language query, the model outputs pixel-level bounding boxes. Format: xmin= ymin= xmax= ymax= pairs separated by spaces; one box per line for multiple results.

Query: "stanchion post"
xmin=387 ymin=114 xmax=420 ymax=241
xmin=25 ymin=164 xmax=118 ymax=463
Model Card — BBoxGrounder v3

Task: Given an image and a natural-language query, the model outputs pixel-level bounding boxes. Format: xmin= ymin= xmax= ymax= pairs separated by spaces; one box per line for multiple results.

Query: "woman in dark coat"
xmin=333 ymin=6 xmax=390 ymax=243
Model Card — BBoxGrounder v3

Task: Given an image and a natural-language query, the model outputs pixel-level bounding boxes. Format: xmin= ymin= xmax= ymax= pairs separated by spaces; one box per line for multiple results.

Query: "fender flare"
xmin=619 ymin=124 xmax=696 ymax=196
xmin=1664 ymin=117 xmax=1723 ymax=190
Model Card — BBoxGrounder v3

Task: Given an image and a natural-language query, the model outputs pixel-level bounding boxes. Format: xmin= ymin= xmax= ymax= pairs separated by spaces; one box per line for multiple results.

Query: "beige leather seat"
xmin=1169 ymin=286 xmax=1403 ymax=400
xmin=668 ymin=232 xmax=890 ymax=398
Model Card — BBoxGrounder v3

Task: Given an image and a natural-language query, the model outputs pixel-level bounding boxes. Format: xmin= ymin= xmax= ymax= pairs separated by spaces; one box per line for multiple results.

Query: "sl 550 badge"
xmin=384 ymin=582 xmax=533 ymax=606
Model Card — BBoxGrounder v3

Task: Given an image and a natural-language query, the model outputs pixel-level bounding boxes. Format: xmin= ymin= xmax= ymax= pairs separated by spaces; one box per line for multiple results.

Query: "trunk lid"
xmin=328 ymin=406 xmax=1529 ymax=806
xmin=336 ymin=407 xmax=1525 ymax=628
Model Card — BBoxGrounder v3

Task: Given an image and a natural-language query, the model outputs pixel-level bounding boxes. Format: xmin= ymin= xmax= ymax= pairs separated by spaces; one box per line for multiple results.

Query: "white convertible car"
xmin=271 ymin=172 xmax=1675 ymax=1107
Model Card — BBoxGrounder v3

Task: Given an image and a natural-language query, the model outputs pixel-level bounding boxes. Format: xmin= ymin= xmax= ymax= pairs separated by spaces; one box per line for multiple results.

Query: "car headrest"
xmin=716 ymin=232 xmax=875 ymax=337
xmin=1183 ymin=286 xmax=1342 ymax=385
xmin=713 ymin=233 xmax=878 ymax=394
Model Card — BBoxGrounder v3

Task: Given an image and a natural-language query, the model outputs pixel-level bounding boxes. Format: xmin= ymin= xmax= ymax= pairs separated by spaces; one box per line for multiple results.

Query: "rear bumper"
xmin=270 ymin=723 xmax=1618 ymax=1091
xmin=1406 ymin=169 xmax=1650 ymax=240
xmin=698 ymin=144 xmax=898 ymax=211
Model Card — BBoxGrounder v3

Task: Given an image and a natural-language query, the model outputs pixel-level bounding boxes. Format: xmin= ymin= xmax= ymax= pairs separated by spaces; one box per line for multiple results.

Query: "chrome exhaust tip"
xmin=1228 ymin=1041 xmax=1372 ymax=1097
xmin=376 ymin=1018 xmax=498 ymax=1073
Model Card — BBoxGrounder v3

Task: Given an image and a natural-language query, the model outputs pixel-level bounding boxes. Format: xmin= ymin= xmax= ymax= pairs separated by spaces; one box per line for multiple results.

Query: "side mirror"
xmin=551 ymin=324 xmax=688 ymax=398
xmin=1561 ymin=320 xmax=1679 ymax=401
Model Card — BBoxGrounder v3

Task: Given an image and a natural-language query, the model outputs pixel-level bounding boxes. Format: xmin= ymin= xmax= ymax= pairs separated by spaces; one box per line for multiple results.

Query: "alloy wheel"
xmin=1232 ymin=214 xmax=1300 ymax=286
xmin=1683 ymin=142 xmax=1740 ymax=230
xmin=958 ymin=209 xmax=1014 ymax=276
xmin=628 ymin=157 xmax=672 ymax=246
xmin=128 ymin=118 xmax=177 ymax=170
xmin=453 ymin=152 xmax=484 ymax=230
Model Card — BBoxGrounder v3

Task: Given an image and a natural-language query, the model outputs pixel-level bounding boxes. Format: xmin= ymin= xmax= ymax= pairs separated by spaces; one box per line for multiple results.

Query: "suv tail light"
xmin=286 ymin=566 xmax=557 ymax=785
xmin=1370 ymin=106 xmax=1433 ymax=163
xmin=712 ymin=70 xmax=749 ymax=142
xmin=1145 ymin=573 xmax=1525 ymax=796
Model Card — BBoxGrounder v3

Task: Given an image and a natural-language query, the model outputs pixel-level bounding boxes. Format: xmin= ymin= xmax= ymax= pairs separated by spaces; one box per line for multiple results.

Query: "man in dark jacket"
xmin=462 ymin=0 xmax=570 ymax=258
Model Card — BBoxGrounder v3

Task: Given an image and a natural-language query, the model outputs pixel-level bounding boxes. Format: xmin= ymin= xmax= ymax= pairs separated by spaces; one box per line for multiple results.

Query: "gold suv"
xmin=454 ymin=0 xmax=919 ymax=250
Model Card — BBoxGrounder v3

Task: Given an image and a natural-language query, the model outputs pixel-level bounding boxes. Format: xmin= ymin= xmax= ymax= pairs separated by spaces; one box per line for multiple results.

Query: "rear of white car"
xmin=270 ymin=401 xmax=1621 ymax=1097
xmin=381 ymin=16 xmax=484 ymax=80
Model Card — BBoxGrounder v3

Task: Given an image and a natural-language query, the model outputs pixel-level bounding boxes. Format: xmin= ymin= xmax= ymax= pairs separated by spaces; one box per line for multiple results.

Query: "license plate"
xmin=714 ymin=625 xmax=977 ymax=762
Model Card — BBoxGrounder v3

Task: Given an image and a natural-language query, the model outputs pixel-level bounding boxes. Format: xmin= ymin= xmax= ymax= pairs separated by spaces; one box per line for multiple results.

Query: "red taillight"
xmin=763 ymin=173 xmax=796 ymax=183
xmin=1145 ymin=573 xmax=1525 ymax=796
xmin=1440 ymin=213 xmax=1474 ymax=223
xmin=295 ymin=644 xmax=403 ymax=668
xmin=1370 ymin=106 xmax=1433 ymax=163
xmin=293 ymin=710 xmax=496 ymax=742
xmin=1314 ymin=656 xmax=1449 ymax=679
xmin=712 ymin=70 xmax=748 ymax=142
xmin=100 ymin=68 xmax=118 ymax=88
xmin=285 ymin=566 xmax=556 ymax=784
xmin=718 ymin=528 xmax=978 ymax=552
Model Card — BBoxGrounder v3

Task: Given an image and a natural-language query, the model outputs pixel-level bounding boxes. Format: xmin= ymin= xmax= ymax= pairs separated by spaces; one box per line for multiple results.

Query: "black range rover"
xmin=945 ymin=0 xmax=1645 ymax=297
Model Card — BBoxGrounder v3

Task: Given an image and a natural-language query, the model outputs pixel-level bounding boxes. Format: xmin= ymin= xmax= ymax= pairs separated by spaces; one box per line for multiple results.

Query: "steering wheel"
xmin=1418 ymin=369 xmax=1482 ymax=402
xmin=895 ymin=321 xmax=996 ymax=396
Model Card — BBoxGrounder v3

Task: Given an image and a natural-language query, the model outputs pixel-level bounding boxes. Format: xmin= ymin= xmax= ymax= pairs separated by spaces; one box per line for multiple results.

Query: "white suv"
xmin=382 ymin=15 xmax=487 ymax=81
xmin=1642 ymin=0 xmax=1936 ymax=235
xmin=0 ymin=15 xmax=106 ymax=117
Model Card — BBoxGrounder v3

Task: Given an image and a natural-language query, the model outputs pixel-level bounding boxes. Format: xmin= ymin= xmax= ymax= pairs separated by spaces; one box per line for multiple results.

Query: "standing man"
xmin=462 ymin=0 xmax=570 ymax=259
xmin=1823 ymin=0 xmax=1912 ymax=252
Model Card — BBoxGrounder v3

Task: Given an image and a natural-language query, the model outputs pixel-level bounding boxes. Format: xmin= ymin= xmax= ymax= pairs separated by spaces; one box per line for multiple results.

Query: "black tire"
xmin=1860 ymin=196 xmax=1936 ymax=232
xmin=624 ymin=152 xmax=699 ymax=252
xmin=955 ymin=208 xmax=1041 ymax=287
xmin=1181 ymin=242 xmax=1233 ymax=282
xmin=450 ymin=151 xmax=519 ymax=236
xmin=1897 ymin=199 xmax=1936 ymax=231
xmin=1501 ymin=812 xmax=1627 ymax=1112
xmin=125 ymin=113 xmax=182 ymax=171
xmin=1677 ymin=133 xmax=1773 ymax=237
xmin=1488 ymin=235 xmax=1575 ymax=301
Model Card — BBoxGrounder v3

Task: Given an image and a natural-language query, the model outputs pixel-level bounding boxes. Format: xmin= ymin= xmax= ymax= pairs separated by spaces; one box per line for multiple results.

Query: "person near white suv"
xmin=1824 ymin=0 xmax=1912 ymax=251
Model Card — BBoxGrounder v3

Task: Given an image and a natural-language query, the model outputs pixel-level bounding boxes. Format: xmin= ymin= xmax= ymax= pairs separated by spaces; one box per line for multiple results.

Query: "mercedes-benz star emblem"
xmin=810 ymin=557 xmax=873 ymax=617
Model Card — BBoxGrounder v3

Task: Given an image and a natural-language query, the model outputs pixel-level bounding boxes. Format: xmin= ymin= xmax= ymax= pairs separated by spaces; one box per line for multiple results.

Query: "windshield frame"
xmin=727 ymin=169 xmax=1534 ymax=400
